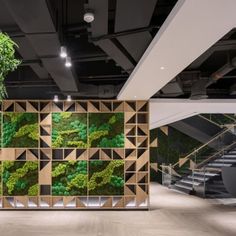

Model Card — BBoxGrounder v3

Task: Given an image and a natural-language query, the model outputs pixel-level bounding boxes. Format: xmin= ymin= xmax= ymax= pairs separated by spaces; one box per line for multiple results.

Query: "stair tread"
xmin=175 ymin=183 xmax=193 ymax=190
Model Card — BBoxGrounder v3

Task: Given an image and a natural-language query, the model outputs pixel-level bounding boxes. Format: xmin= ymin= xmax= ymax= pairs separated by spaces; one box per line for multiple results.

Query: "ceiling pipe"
xmin=190 ymin=56 xmax=236 ymax=99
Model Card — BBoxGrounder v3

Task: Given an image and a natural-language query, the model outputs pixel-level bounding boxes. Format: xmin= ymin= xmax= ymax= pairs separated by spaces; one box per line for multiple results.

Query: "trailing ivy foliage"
xmin=52 ymin=112 xmax=87 ymax=148
xmin=2 ymin=161 xmax=38 ymax=196
xmin=0 ymin=33 xmax=21 ymax=99
xmin=2 ymin=112 xmax=39 ymax=147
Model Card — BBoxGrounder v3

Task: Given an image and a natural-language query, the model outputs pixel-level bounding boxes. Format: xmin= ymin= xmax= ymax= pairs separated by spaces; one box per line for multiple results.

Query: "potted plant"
xmin=0 ymin=32 xmax=21 ymax=100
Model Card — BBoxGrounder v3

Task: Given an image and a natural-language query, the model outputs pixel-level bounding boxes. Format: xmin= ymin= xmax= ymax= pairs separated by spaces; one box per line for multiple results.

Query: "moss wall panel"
xmin=0 ymin=100 xmax=149 ymax=209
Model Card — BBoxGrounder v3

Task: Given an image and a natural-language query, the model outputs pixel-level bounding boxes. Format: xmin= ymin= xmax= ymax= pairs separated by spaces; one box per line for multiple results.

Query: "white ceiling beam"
xmin=150 ymin=99 xmax=236 ymax=129
xmin=118 ymin=0 xmax=236 ymax=100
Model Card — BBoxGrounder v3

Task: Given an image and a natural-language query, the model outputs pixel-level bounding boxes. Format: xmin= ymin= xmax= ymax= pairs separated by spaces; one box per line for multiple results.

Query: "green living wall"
xmin=150 ymin=126 xmax=201 ymax=183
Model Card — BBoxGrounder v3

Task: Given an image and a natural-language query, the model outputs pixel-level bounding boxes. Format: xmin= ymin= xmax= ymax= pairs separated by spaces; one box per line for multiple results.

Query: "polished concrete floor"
xmin=0 ymin=183 xmax=236 ymax=236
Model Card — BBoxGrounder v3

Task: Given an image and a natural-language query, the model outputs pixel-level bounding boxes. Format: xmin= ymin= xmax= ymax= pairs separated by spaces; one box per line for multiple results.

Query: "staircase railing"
xmin=172 ymin=123 xmax=236 ymax=170
xmin=199 ymin=114 xmax=236 ymax=127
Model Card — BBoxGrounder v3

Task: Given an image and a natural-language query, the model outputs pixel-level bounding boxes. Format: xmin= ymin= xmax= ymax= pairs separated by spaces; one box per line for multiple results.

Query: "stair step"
xmin=180 ymin=179 xmax=201 ymax=186
xmin=187 ymin=176 xmax=210 ymax=181
xmin=214 ymin=159 xmax=236 ymax=163
xmin=222 ymin=154 xmax=236 ymax=158
xmin=193 ymin=172 xmax=219 ymax=177
xmin=207 ymin=163 xmax=232 ymax=167
xmin=175 ymin=183 xmax=193 ymax=191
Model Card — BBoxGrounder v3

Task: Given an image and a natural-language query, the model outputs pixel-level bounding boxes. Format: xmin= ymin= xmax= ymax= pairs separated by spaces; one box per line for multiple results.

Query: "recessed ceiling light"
xmin=65 ymin=57 xmax=72 ymax=67
xmin=53 ymin=95 xmax=59 ymax=102
xmin=84 ymin=11 xmax=95 ymax=23
xmin=160 ymin=66 xmax=165 ymax=70
xmin=60 ymin=46 xmax=67 ymax=58
xmin=67 ymin=95 xmax=72 ymax=102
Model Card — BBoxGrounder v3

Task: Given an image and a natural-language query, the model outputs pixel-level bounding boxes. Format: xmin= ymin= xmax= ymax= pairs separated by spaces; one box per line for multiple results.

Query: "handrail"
xmin=172 ymin=123 xmax=236 ymax=168
xmin=196 ymin=140 xmax=236 ymax=169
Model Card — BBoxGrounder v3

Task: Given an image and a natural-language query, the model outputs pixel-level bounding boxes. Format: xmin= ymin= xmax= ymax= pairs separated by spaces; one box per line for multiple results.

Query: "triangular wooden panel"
xmin=137 ymin=173 xmax=148 ymax=183
xmin=124 ymin=185 xmax=136 ymax=195
xmin=150 ymin=163 xmax=158 ymax=172
xmin=125 ymin=197 xmax=136 ymax=207
xmin=101 ymin=197 xmax=112 ymax=208
xmin=40 ymin=102 xmax=51 ymax=112
xmin=40 ymin=114 xmax=51 ymax=125
xmin=113 ymin=197 xmax=124 ymax=208
xmin=76 ymin=149 xmax=88 ymax=160
xmin=26 ymin=101 xmax=39 ymax=112
xmin=76 ymin=102 xmax=87 ymax=112
xmin=40 ymin=149 xmax=51 ymax=160
xmin=52 ymin=197 xmax=63 ymax=207
xmin=64 ymin=149 xmax=76 ymax=160
xmin=101 ymin=149 xmax=112 ymax=160
xmin=27 ymin=149 xmax=39 ymax=160
xmin=125 ymin=112 xmax=136 ymax=124
xmin=64 ymin=102 xmax=76 ymax=112
xmin=16 ymin=149 xmax=26 ymax=160
xmin=150 ymin=138 xmax=158 ymax=147
xmin=136 ymin=185 xmax=148 ymax=206
xmin=3 ymin=197 xmax=14 ymax=208
xmin=52 ymin=102 xmax=63 ymax=112
xmin=190 ymin=160 xmax=196 ymax=170
xmin=124 ymin=101 xmax=136 ymax=112
xmin=125 ymin=161 xmax=136 ymax=171
xmin=3 ymin=101 xmax=14 ymax=112
xmin=40 ymin=126 xmax=50 ymax=136
xmin=136 ymin=150 xmax=149 ymax=171
xmin=160 ymin=126 xmax=168 ymax=136
xmin=137 ymin=101 xmax=148 ymax=112
xmin=28 ymin=197 xmax=38 ymax=208
xmin=125 ymin=137 xmax=136 ymax=148
xmin=39 ymin=161 xmax=51 ymax=185
xmin=89 ymin=149 xmax=100 ymax=159
xmin=101 ymin=101 xmax=112 ymax=112
xmin=113 ymin=149 xmax=124 ymax=159
xmin=39 ymin=197 xmax=51 ymax=207
xmin=40 ymin=137 xmax=51 ymax=148
xmin=88 ymin=101 xmax=100 ymax=112
xmin=137 ymin=125 xmax=148 ymax=136
xmin=125 ymin=125 xmax=136 ymax=136
xmin=179 ymin=157 xmax=188 ymax=168
xmin=125 ymin=149 xmax=136 ymax=160
xmin=64 ymin=197 xmax=76 ymax=206
xmin=137 ymin=137 xmax=148 ymax=148
xmin=15 ymin=102 xmax=26 ymax=112
xmin=15 ymin=197 xmax=27 ymax=208
xmin=76 ymin=197 xmax=87 ymax=207
xmin=112 ymin=101 xmax=124 ymax=112
xmin=125 ymin=173 xmax=136 ymax=184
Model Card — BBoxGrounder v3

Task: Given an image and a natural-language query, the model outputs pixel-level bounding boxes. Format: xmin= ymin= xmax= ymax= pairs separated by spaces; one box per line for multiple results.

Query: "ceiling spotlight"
xmin=67 ymin=95 xmax=72 ymax=102
xmin=83 ymin=11 xmax=95 ymax=23
xmin=65 ymin=57 xmax=72 ymax=67
xmin=160 ymin=66 xmax=165 ymax=70
xmin=53 ymin=95 xmax=59 ymax=102
xmin=60 ymin=46 xmax=67 ymax=58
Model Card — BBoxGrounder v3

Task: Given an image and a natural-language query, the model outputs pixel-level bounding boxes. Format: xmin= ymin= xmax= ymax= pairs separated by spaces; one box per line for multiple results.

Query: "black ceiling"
xmin=0 ymin=0 xmax=177 ymax=99
xmin=153 ymin=29 xmax=236 ymax=99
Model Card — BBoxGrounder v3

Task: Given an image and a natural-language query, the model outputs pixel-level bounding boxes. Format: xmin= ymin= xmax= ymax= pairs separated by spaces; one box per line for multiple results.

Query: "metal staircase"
xmin=163 ymin=123 xmax=236 ymax=197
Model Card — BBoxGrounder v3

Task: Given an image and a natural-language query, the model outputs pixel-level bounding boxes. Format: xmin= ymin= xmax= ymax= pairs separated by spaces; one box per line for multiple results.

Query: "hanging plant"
xmin=0 ymin=32 xmax=21 ymax=100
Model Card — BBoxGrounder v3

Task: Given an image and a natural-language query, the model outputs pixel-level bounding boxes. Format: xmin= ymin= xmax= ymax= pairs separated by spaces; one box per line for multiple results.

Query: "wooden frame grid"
xmin=0 ymin=100 xmax=149 ymax=209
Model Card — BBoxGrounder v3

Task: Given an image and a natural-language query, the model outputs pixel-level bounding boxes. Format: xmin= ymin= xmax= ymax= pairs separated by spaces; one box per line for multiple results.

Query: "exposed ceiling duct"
xmin=87 ymin=0 xmax=157 ymax=73
xmin=190 ymin=56 xmax=236 ymax=99
xmin=2 ymin=0 xmax=79 ymax=94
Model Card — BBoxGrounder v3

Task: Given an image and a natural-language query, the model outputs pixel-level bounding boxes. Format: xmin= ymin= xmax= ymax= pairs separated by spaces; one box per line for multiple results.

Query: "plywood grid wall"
xmin=0 ymin=100 xmax=149 ymax=209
